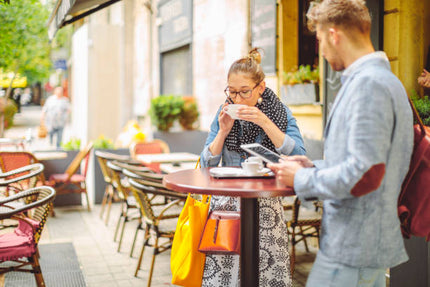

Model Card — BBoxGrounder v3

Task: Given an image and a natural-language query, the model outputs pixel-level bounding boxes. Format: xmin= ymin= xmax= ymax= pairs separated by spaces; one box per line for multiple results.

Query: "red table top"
xmin=163 ymin=168 xmax=295 ymax=198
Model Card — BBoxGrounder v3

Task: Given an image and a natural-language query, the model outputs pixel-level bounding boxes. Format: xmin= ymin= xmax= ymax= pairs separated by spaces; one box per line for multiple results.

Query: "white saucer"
xmin=210 ymin=167 xmax=242 ymax=177
xmin=209 ymin=167 xmax=273 ymax=177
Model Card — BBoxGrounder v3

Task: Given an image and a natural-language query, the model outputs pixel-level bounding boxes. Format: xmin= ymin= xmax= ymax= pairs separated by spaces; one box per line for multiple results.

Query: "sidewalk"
xmin=4 ymin=104 xmax=72 ymax=151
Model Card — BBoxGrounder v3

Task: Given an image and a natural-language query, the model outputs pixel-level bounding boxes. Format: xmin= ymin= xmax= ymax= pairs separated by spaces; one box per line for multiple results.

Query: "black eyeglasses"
xmin=224 ymin=82 xmax=261 ymax=100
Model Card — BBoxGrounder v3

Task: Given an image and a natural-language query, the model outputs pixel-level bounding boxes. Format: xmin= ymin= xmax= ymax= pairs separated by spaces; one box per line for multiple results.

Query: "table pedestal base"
xmin=241 ymin=198 xmax=259 ymax=287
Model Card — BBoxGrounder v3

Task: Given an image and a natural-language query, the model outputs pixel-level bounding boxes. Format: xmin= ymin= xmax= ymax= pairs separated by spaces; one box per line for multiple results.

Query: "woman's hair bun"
xmin=248 ymin=48 xmax=262 ymax=64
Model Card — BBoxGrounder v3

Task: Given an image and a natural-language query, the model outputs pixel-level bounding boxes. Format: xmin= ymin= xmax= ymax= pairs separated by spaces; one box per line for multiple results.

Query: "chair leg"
xmin=84 ymin=191 xmax=91 ymax=212
xmin=105 ymin=191 xmax=114 ymax=226
xmin=117 ymin=214 xmax=129 ymax=253
xmin=0 ymin=274 xmax=5 ymax=287
xmin=147 ymin=238 xmax=159 ymax=287
xmin=135 ymin=228 xmax=150 ymax=277
xmin=130 ymin=221 xmax=142 ymax=257
xmin=100 ymin=185 xmax=111 ymax=218
xmin=114 ymin=207 xmax=124 ymax=242
xmin=290 ymin=227 xmax=296 ymax=276
xmin=29 ymin=253 xmax=46 ymax=287
xmin=300 ymin=225 xmax=310 ymax=252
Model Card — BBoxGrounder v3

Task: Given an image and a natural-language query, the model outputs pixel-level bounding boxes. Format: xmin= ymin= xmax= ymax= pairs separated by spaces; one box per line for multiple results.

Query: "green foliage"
xmin=411 ymin=90 xmax=430 ymax=126
xmin=3 ymin=99 xmax=17 ymax=129
xmin=0 ymin=0 xmax=51 ymax=86
xmin=61 ymin=137 xmax=81 ymax=151
xmin=0 ymin=0 xmax=10 ymax=5
xmin=283 ymin=65 xmax=320 ymax=85
xmin=149 ymin=95 xmax=185 ymax=131
xmin=93 ymin=135 xmax=114 ymax=150
xmin=179 ymin=98 xmax=200 ymax=130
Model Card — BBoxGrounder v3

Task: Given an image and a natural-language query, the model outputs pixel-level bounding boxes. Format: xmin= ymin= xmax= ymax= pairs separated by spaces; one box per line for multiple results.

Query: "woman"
xmin=200 ymin=48 xmax=306 ymax=286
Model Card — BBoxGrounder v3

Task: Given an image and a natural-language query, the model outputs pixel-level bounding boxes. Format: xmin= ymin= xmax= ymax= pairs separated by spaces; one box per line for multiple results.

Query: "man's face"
xmin=317 ymin=25 xmax=344 ymax=71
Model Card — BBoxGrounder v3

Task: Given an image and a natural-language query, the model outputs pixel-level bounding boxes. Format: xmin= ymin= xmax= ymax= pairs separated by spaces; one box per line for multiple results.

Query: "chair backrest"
xmin=0 ymin=151 xmax=38 ymax=172
xmin=64 ymin=142 xmax=94 ymax=178
xmin=95 ymin=150 xmax=138 ymax=184
xmin=0 ymin=151 xmax=45 ymax=184
xmin=129 ymin=139 xmax=170 ymax=158
xmin=106 ymin=161 xmax=130 ymax=201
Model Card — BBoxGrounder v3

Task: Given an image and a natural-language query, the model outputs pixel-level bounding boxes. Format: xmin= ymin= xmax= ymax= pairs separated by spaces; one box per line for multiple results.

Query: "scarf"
xmin=225 ymin=87 xmax=288 ymax=153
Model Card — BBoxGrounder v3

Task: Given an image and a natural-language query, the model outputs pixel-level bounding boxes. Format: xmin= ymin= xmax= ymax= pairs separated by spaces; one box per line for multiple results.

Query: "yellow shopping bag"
xmin=171 ymin=193 xmax=210 ymax=286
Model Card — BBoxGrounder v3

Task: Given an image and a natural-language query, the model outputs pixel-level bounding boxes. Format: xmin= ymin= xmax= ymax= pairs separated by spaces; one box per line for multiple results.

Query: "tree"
xmin=0 ymin=0 xmax=51 ymax=135
xmin=0 ymin=0 xmax=51 ymax=96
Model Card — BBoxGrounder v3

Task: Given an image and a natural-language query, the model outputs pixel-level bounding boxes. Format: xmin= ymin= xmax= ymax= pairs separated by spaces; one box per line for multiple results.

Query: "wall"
xmin=87 ymin=5 xmax=123 ymax=142
xmin=384 ymin=0 xmax=428 ymax=95
xmin=193 ymin=0 xmax=250 ymax=130
xmin=71 ymin=24 xmax=89 ymax=144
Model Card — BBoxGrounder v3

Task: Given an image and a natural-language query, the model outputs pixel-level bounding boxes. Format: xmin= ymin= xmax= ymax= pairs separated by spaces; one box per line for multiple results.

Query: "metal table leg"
xmin=240 ymin=198 xmax=259 ymax=287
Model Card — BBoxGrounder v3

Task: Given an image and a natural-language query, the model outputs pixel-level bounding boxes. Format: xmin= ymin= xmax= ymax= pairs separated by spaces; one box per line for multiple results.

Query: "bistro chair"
xmin=94 ymin=150 xmax=141 ymax=225
xmin=46 ymin=142 xmax=93 ymax=212
xmin=125 ymin=170 xmax=185 ymax=286
xmin=284 ymin=196 xmax=322 ymax=274
xmin=0 ymin=186 xmax=56 ymax=287
xmin=106 ymin=161 xmax=141 ymax=253
xmin=129 ymin=139 xmax=170 ymax=173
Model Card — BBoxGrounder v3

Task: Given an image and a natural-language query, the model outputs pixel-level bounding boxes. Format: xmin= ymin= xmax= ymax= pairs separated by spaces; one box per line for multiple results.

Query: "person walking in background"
xmin=200 ymin=48 xmax=305 ymax=286
xmin=12 ymin=88 xmax=22 ymax=113
xmin=41 ymin=86 xmax=70 ymax=149
xmin=268 ymin=1 xmax=413 ymax=286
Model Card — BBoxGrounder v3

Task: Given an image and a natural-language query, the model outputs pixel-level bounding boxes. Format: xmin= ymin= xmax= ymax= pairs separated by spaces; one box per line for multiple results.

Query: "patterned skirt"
xmin=201 ymin=196 xmax=292 ymax=287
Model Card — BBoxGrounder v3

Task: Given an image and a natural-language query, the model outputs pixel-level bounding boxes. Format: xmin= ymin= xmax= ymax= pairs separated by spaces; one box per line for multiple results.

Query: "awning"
xmin=48 ymin=0 xmax=121 ymax=40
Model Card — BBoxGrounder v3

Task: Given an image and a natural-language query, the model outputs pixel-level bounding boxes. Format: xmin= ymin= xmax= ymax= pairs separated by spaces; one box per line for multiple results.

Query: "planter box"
xmin=38 ymin=150 xmax=82 ymax=207
xmin=154 ymin=130 xmax=208 ymax=154
xmin=281 ymin=83 xmax=319 ymax=105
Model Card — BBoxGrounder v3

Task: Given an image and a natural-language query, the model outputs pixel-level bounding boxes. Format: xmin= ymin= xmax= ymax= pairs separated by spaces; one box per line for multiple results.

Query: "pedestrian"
xmin=41 ymin=86 xmax=70 ymax=149
xmin=268 ymin=1 xmax=414 ymax=286
xmin=199 ymin=48 xmax=305 ymax=286
xmin=12 ymin=88 xmax=22 ymax=113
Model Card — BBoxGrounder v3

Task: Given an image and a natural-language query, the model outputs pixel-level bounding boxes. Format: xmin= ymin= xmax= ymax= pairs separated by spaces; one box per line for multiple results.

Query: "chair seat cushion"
xmin=49 ymin=173 xmax=85 ymax=183
xmin=0 ymin=218 xmax=39 ymax=261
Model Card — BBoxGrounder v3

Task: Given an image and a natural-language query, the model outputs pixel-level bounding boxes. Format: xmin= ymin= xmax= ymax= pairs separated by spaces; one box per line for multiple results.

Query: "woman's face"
xmin=226 ymin=73 xmax=265 ymax=106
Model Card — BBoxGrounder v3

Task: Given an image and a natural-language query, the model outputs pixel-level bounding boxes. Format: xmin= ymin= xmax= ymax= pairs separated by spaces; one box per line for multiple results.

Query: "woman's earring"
xmin=257 ymin=97 xmax=263 ymax=104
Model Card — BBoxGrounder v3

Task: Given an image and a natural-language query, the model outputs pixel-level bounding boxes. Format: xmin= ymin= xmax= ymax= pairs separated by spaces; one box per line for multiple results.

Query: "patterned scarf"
xmin=225 ymin=87 xmax=288 ymax=153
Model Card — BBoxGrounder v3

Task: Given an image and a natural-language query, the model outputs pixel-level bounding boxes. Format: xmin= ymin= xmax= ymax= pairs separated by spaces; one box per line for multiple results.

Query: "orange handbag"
xmin=198 ymin=210 xmax=241 ymax=255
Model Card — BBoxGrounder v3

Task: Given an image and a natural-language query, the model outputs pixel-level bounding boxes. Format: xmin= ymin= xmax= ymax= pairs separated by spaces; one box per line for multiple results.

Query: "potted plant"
xmin=149 ymin=95 xmax=184 ymax=132
xmin=179 ymin=96 xmax=200 ymax=130
xmin=411 ymin=90 xmax=430 ymax=126
xmin=281 ymin=65 xmax=320 ymax=105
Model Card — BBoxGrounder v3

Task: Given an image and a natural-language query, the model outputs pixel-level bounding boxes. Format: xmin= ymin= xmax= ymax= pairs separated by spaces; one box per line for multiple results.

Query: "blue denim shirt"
xmin=200 ymin=103 xmax=305 ymax=167
xmin=294 ymin=52 xmax=413 ymax=268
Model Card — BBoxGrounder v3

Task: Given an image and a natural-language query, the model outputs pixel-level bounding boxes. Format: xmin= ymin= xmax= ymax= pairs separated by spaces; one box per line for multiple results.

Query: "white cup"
xmin=241 ymin=161 xmax=261 ymax=175
xmin=246 ymin=156 xmax=263 ymax=170
xmin=224 ymin=104 xmax=247 ymax=119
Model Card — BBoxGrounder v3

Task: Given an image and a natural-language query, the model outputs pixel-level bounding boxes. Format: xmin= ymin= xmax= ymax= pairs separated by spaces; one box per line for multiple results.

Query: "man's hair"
xmin=307 ymin=0 xmax=371 ymax=34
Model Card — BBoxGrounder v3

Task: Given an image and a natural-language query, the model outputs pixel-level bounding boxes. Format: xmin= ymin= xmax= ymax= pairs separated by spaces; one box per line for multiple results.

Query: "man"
xmin=268 ymin=1 xmax=413 ymax=286
xmin=41 ymin=86 xmax=70 ymax=148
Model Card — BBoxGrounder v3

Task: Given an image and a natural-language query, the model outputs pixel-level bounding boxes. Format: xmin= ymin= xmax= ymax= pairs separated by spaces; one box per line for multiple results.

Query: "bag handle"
xmin=408 ymin=97 xmax=426 ymax=140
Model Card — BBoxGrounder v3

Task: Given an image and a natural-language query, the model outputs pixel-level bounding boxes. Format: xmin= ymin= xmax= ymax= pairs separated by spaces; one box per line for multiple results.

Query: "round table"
xmin=163 ymin=167 xmax=294 ymax=287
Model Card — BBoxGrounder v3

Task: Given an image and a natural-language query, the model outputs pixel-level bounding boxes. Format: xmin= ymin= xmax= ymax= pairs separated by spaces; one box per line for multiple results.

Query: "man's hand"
xmin=418 ymin=69 xmax=430 ymax=88
xmin=268 ymin=156 xmax=312 ymax=187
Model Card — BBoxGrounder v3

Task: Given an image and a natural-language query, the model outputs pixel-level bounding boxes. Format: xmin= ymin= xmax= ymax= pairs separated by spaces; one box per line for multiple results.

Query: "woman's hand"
xmin=236 ymin=106 xmax=269 ymax=127
xmin=219 ymin=103 xmax=235 ymax=134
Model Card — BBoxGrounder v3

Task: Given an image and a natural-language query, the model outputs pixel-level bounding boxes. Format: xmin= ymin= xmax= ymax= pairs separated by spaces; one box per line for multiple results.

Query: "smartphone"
xmin=240 ymin=143 xmax=282 ymax=164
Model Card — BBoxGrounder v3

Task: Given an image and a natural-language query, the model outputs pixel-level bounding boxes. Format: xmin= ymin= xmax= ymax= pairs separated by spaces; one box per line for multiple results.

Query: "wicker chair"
xmin=129 ymin=139 xmax=170 ymax=173
xmin=284 ymin=196 xmax=322 ymax=274
xmin=46 ymin=142 xmax=93 ymax=212
xmin=106 ymin=161 xmax=141 ymax=253
xmin=0 ymin=152 xmax=46 ymax=194
xmin=94 ymin=150 xmax=141 ymax=225
xmin=0 ymin=186 xmax=56 ymax=287
xmin=125 ymin=169 xmax=185 ymax=286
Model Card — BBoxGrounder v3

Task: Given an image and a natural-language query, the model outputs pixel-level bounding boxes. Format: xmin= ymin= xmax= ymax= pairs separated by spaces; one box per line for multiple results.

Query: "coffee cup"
xmin=246 ymin=156 xmax=263 ymax=170
xmin=241 ymin=161 xmax=261 ymax=175
xmin=224 ymin=104 xmax=247 ymax=119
